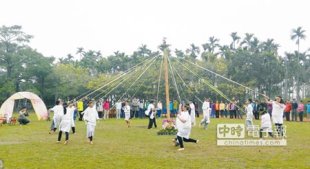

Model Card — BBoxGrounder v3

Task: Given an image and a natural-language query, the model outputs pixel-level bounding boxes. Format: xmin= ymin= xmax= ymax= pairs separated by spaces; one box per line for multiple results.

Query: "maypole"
xmin=163 ymin=48 xmax=171 ymax=120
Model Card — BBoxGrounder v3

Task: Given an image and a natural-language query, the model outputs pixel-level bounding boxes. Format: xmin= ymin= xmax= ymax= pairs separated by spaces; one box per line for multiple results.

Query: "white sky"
xmin=1 ymin=0 xmax=309 ymax=58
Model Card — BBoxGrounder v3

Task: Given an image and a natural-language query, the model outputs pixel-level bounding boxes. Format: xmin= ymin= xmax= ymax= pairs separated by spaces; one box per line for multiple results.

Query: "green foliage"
xmin=157 ymin=127 xmax=177 ymax=135
xmin=0 ymin=24 xmax=309 ymax=104
xmin=53 ymin=64 xmax=90 ymax=99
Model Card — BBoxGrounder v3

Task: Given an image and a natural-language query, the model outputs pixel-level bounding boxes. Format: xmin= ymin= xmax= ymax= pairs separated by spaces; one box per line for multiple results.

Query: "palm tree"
xmin=262 ymin=39 xmax=279 ymax=54
xmin=218 ymin=45 xmax=231 ymax=60
xmin=175 ymin=49 xmax=185 ymax=58
xmin=186 ymin=43 xmax=200 ymax=59
xmin=249 ymin=37 xmax=260 ymax=53
xmin=230 ymin=32 xmax=240 ymax=49
xmin=138 ymin=44 xmax=151 ymax=57
xmin=76 ymin=47 xmax=85 ymax=60
xmin=208 ymin=36 xmax=220 ymax=53
xmin=291 ymin=27 xmax=306 ymax=53
xmin=240 ymin=33 xmax=254 ymax=50
xmin=291 ymin=26 xmax=306 ymax=100
xmin=158 ymin=37 xmax=170 ymax=52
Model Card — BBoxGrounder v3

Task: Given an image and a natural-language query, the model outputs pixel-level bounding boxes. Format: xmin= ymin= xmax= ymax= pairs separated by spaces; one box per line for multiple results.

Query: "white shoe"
xmin=178 ymin=148 xmax=185 ymax=151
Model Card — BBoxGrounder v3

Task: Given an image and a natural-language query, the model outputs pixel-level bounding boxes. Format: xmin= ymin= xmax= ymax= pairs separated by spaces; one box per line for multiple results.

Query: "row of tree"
xmin=0 ymin=25 xmax=309 ymax=106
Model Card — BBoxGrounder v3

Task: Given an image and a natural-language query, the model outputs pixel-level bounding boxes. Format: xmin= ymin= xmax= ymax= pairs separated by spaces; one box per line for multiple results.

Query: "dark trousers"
xmin=254 ymin=111 xmax=259 ymax=120
xmin=148 ymin=117 xmax=157 ymax=129
xmin=79 ymin=111 xmax=84 ymax=121
xmin=220 ymin=110 xmax=224 ymax=117
xmin=58 ymin=131 xmax=69 ymax=141
xmin=230 ymin=110 xmax=236 ymax=118
xmin=259 ymin=129 xmax=273 ymax=138
xmin=98 ymin=111 xmax=103 ymax=118
xmin=275 ymin=123 xmax=283 ymax=137
xmin=284 ymin=112 xmax=290 ymax=121
xmin=299 ymin=112 xmax=304 ymax=122
xmin=139 ymin=108 xmax=144 ymax=118
xmin=195 ymin=110 xmax=199 ymax=118
xmin=215 ymin=110 xmax=220 ymax=118
xmin=233 ymin=110 xmax=237 ymax=118
xmin=177 ymin=135 xmax=197 ymax=148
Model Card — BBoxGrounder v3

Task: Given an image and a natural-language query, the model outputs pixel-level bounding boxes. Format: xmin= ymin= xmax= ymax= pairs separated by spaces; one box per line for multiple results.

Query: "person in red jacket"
xmin=284 ymin=100 xmax=292 ymax=121
xmin=103 ymin=100 xmax=110 ymax=119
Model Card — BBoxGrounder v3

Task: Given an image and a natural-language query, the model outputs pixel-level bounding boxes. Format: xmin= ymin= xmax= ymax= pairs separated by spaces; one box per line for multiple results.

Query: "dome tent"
xmin=0 ymin=92 xmax=48 ymax=120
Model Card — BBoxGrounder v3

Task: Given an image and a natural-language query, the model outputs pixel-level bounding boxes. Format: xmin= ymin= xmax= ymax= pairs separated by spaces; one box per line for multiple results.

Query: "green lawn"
xmin=0 ymin=114 xmax=309 ymax=169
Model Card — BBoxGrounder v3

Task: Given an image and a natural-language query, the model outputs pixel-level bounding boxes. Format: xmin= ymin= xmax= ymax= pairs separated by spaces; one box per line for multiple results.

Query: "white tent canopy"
xmin=0 ymin=92 xmax=48 ymax=120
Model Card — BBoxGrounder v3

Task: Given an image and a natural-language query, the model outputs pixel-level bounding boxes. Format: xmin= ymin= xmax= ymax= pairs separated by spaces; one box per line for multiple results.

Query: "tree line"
xmin=0 ymin=25 xmax=309 ymax=106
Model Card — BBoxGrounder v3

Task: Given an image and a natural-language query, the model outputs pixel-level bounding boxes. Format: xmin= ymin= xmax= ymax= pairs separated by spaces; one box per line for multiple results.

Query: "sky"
xmin=0 ymin=0 xmax=309 ymax=58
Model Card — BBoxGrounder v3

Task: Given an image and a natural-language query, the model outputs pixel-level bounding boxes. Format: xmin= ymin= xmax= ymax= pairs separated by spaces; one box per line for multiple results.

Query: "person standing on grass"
xmin=83 ymin=101 xmax=99 ymax=144
xmin=284 ymin=100 xmax=292 ymax=121
xmin=57 ymin=102 xmax=72 ymax=144
xmin=219 ymin=101 xmax=225 ymax=118
xmin=132 ymin=98 xmax=139 ymax=118
xmin=115 ymin=100 xmax=122 ymax=119
xmin=230 ymin=100 xmax=237 ymax=119
xmin=147 ymin=100 xmax=157 ymax=129
xmin=49 ymin=100 xmax=64 ymax=134
xmin=259 ymin=110 xmax=273 ymax=138
xmin=68 ymin=102 xmax=76 ymax=134
xmin=96 ymin=99 xmax=104 ymax=119
xmin=245 ymin=99 xmax=254 ymax=130
xmin=291 ymin=99 xmax=298 ymax=121
xmin=265 ymin=96 xmax=286 ymax=137
xmin=189 ymin=101 xmax=196 ymax=126
xmin=157 ymin=101 xmax=163 ymax=118
xmin=252 ymin=100 xmax=259 ymax=120
xmin=124 ymin=101 xmax=131 ymax=128
xmin=297 ymin=101 xmax=304 ymax=122
xmin=236 ymin=101 xmax=242 ymax=119
xmin=215 ymin=101 xmax=220 ymax=118
xmin=201 ymin=98 xmax=211 ymax=129
xmin=138 ymin=100 xmax=144 ymax=118
xmin=307 ymin=101 xmax=310 ymax=120
xmin=175 ymin=104 xmax=199 ymax=151
xmin=103 ymin=99 xmax=110 ymax=119
xmin=77 ymin=99 xmax=84 ymax=121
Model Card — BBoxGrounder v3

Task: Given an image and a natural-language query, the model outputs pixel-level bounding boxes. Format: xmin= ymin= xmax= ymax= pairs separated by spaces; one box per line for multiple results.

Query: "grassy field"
xmin=0 ymin=114 xmax=309 ymax=169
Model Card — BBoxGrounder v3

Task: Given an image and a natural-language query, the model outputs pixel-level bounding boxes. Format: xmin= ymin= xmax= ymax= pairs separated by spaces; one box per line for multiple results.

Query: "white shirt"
xmin=96 ymin=102 xmax=103 ymax=112
xmin=261 ymin=113 xmax=272 ymax=131
xmin=176 ymin=110 xmax=192 ymax=138
xmin=202 ymin=101 xmax=210 ymax=111
xmin=83 ymin=107 xmax=99 ymax=126
xmin=190 ymin=103 xmax=195 ymax=112
xmin=124 ymin=105 xmax=131 ymax=120
xmin=272 ymin=101 xmax=286 ymax=124
xmin=116 ymin=102 xmax=122 ymax=110
xmin=146 ymin=103 xmax=155 ymax=117
xmin=157 ymin=102 xmax=163 ymax=110
xmin=190 ymin=103 xmax=196 ymax=123
xmin=50 ymin=105 xmax=64 ymax=117
xmin=63 ymin=107 xmax=74 ymax=121
xmin=139 ymin=102 xmax=144 ymax=109
xmin=246 ymin=104 xmax=254 ymax=121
